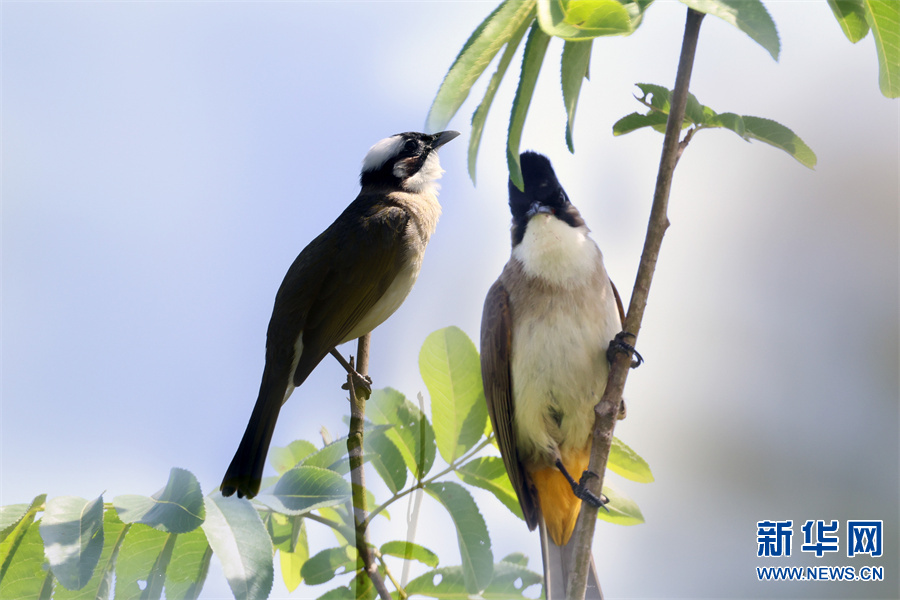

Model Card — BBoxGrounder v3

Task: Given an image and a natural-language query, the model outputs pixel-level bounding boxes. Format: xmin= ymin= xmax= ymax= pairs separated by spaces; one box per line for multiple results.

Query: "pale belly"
xmin=340 ymin=253 xmax=423 ymax=344
xmin=510 ymin=293 xmax=619 ymax=466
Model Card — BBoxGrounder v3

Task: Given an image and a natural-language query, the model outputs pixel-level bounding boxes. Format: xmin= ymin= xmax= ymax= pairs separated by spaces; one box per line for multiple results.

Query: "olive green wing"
xmin=277 ymin=196 xmax=411 ymax=385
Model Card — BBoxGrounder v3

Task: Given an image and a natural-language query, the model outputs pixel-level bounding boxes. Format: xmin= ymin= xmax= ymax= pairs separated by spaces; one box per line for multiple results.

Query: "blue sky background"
xmin=2 ymin=1 xmax=898 ymax=598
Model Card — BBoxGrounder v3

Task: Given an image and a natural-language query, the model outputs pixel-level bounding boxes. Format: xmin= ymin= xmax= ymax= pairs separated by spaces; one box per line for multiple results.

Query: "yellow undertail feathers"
xmin=531 ymin=447 xmax=591 ymax=546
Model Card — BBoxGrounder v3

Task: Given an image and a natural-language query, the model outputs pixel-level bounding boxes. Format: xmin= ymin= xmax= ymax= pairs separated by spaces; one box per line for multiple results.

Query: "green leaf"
xmin=613 ymin=83 xmax=699 ymax=135
xmin=379 ymin=541 xmax=439 ymax=568
xmin=741 ymin=116 xmax=817 ymax=169
xmin=423 ymin=482 xmax=492 ymax=594
xmin=561 ymin=40 xmax=593 ymax=152
xmin=536 ymin=0 xmax=633 ymax=40
xmin=299 ymin=438 xmax=351 ymax=473
xmin=364 ymin=488 xmax=388 ymax=522
xmin=631 ymin=83 xmax=704 ymax=125
xmin=368 ymin=388 xmax=436 ymax=480
xmin=0 ymin=518 xmax=54 ymax=600
xmin=113 ymin=468 xmax=205 ymax=534
xmin=828 ymin=0 xmax=870 ymax=42
xmin=616 ymin=84 xmax=817 ymax=168
xmin=264 ymin=512 xmax=292 ymax=552
xmin=482 ymin=558 xmax=543 ymax=598
xmin=270 ymin=440 xmax=318 ymax=475
xmin=507 ymin=21 xmax=552 ymax=190
xmin=55 ymin=510 xmax=128 ymax=600
xmin=255 ymin=466 xmax=351 ymax=516
xmin=456 ymin=457 xmax=524 ymax=521
xmin=201 ymin=494 xmax=273 ymax=600
xmin=0 ymin=493 xmax=46 ymax=583
xmin=597 ymin=482 xmax=645 ymax=526
xmin=277 ymin=519 xmax=308 ymax=592
xmin=0 ymin=495 xmax=45 ymax=543
xmin=469 ymin=14 xmax=533 ymax=184
xmin=864 ymin=0 xmax=900 ymax=97
xmin=299 ymin=546 xmax=356 ymax=586
xmin=419 ymin=327 xmax=487 ymax=464
xmin=406 ymin=558 xmax=542 ymax=599
xmin=112 ymin=523 xmax=168 ymax=600
xmin=163 ymin=527 xmax=211 ymax=600
xmin=612 ymin=110 xmax=669 ymax=136
xmin=679 ymin=0 xmax=780 ymax=60
xmin=405 ymin=566 xmax=467 ymax=598
xmin=607 ymin=437 xmax=654 ymax=483
xmin=352 ymin=567 xmax=378 ymax=600
xmin=40 ymin=495 xmax=104 ymax=591
xmin=634 ymin=82 xmax=671 ymax=111
xmin=620 ymin=0 xmax=656 ymax=29
xmin=364 ymin=424 xmax=407 ymax=494
xmin=706 ymin=111 xmax=745 ymax=137
xmin=500 ymin=552 xmax=529 ymax=567
xmin=142 ymin=532 xmax=178 ymax=600
xmin=426 ymin=0 xmax=539 ymax=132
xmin=317 ymin=584 xmax=355 ymax=600
xmin=266 ymin=511 xmax=310 ymax=554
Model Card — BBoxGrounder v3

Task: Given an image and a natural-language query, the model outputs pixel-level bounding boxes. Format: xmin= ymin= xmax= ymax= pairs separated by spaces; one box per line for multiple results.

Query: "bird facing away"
xmin=221 ymin=130 xmax=459 ymax=499
xmin=480 ymin=152 xmax=625 ymax=600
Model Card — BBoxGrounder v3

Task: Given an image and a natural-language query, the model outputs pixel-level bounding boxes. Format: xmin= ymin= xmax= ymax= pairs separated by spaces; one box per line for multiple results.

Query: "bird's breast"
xmin=340 ymin=252 xmax=423 ymax=344
xmin=504 ymin=258 xmax=622 ymax=466
xmin=339 ymin=193 xmax=437 ymax=344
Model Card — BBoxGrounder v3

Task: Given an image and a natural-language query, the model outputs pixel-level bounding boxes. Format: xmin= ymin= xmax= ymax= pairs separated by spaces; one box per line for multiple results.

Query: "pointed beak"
xmin=526 ymin=202 xmax=553 ymax=219
xmin=427 ymin=130 xmax=460 ymax=151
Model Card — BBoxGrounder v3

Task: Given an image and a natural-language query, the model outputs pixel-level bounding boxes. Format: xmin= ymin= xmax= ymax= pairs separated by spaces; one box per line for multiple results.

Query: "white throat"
xmin=512 ymin=214 xmax=599 ymax=286
xmin=400 ymin=152 xmax=443 ymax=194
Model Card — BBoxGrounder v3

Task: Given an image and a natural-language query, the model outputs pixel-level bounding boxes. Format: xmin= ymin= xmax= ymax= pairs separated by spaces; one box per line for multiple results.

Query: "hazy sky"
xmin=3 ymin=1 xmax=898 ymax=599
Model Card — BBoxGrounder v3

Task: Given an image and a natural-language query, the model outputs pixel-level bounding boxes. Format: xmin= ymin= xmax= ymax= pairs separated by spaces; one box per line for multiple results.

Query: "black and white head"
xmin=509 ymin=151 xmax=587 ymax=246
xmin=361 ymin=131 xmax=459 ymax=194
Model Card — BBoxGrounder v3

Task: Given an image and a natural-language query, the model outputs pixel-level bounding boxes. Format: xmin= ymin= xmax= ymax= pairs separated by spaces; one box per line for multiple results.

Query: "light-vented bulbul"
xmin=221 ymin=130 xmax=459 ymax=499
xmin=481 ymin=152 xmax=625 ymax=600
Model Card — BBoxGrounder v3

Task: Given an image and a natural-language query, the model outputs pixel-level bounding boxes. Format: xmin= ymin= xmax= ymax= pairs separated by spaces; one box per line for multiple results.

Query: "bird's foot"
xmin=607 ymin=331 xmax=643 ymax=369
xmin=555 ymin=459 xmax=610 ymax=512
xmin=331 ymin=348 xmax=373 ymax=399
xmin=342 ymin=371 xmax=373 ymax=400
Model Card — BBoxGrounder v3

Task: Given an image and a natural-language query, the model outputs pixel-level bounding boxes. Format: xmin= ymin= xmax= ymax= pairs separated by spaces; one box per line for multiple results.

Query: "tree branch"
xmin=346 ymin=334 xmax=393 ymax=600
xmin=565 ymin=8 xmax=705 ymax=600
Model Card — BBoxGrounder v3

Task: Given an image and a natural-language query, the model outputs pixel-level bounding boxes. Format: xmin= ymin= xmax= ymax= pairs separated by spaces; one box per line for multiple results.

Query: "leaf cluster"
xmin=0 ymin=327 xmax=653 ymax=599
xmin=427 ymin=0 xmax=896 ymax=188
xmin=614 ymin=83 xmax=817 ymax=169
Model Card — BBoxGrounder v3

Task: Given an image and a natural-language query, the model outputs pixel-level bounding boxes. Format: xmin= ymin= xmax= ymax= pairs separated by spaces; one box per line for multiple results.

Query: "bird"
xmin=480 ymin=151 xmax=629 ymax=599
xmin=221 ymin=130 xmax=459 ymax=499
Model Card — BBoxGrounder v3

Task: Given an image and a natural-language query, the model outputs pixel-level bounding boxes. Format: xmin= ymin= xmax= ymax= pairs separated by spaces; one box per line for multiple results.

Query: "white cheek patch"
xmin=362 ymin=135 xmax=404 ymax=173
xmin=401 ymin=153 xmax=444 ymax=194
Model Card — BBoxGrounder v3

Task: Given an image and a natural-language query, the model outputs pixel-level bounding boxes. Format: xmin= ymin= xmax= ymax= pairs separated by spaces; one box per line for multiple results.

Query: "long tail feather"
xmin=220 ymin=367 xmax=288 ymax=499
xmin=540 ymin=519 xmax=603 ymax=600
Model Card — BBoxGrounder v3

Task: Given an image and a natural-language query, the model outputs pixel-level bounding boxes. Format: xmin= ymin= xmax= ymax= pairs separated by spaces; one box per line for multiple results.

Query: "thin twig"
xmin=364 ymin=436 xmax=495 ymax=527
xmin=330 ymin=347 xmax=355 ymax=375
xmin=346 ymin=334 xmax=392 ymax=600
xmin=302 ymin=513 xmax=355 ymax=543
xmin=400 ymin=392 xmax=428 ymax=588
xmin=375 ymin=550 xmax=408 ymax=600
xmin=565 ymin=8 xmax=706 ymax=600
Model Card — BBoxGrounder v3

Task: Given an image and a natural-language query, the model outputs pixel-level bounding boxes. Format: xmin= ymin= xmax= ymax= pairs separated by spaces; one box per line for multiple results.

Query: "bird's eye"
xmin=404 ymin=140 xmax=418 ymax=153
